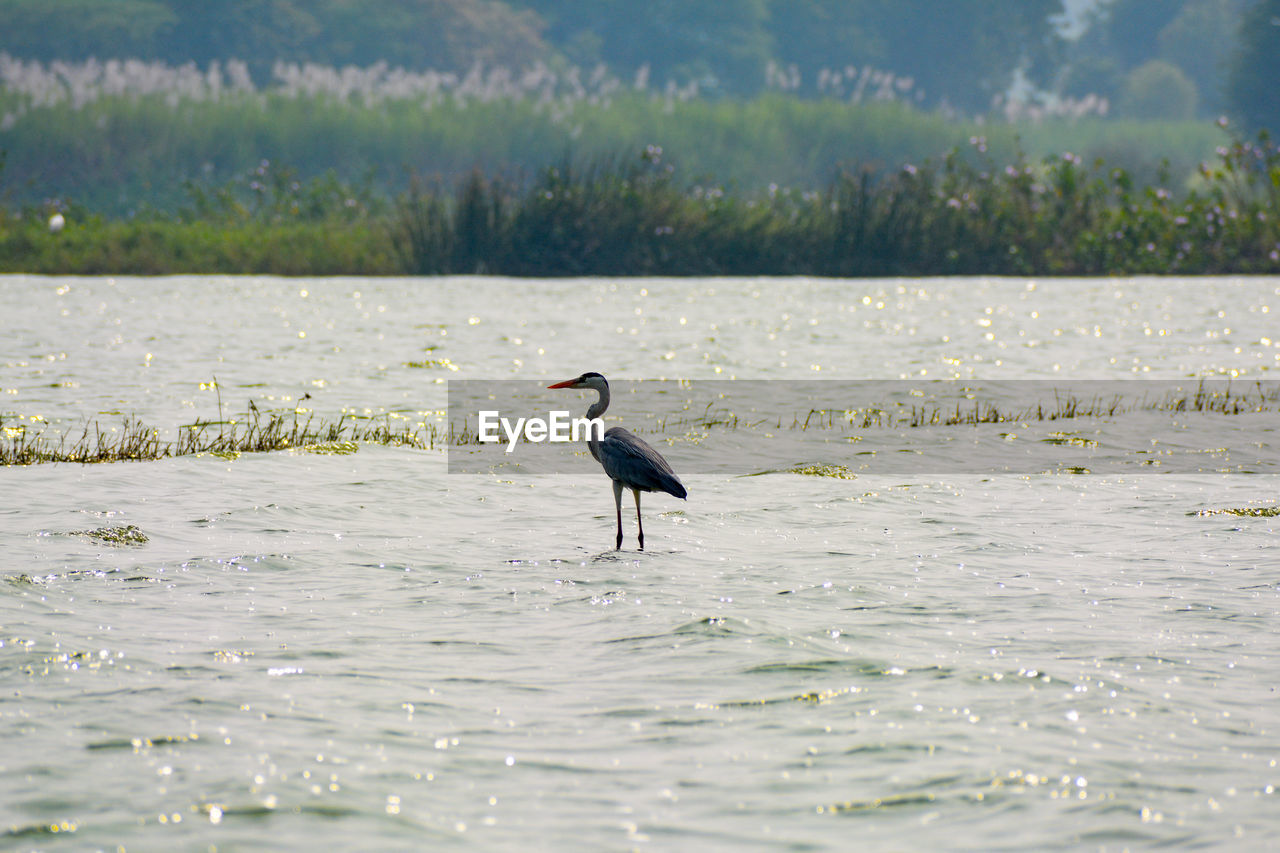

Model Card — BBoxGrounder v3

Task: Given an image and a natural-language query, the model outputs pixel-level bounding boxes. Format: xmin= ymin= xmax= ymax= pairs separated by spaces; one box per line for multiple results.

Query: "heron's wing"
xmin=598 ymin=427 xmax=687 ymax=499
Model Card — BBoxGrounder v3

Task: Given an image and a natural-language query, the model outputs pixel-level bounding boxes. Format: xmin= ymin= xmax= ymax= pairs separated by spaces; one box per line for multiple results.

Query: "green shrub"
xmin=1118 ymin=61 xmax=1199 ymax=121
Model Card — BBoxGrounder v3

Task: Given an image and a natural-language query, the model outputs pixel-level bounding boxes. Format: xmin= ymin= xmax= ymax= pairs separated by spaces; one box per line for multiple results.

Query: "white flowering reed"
xmin=766 ymin=61 xmax=921 ymax=105
xmin=0 ymin=53 xmax=254 ymax=108
xmin=0 ymin=53 xmax=664 ymax=126
xmin=0 ymin=52 xmax=1112 ymax=131
xmin=993 ymin=92 xmax=1110 ymax=123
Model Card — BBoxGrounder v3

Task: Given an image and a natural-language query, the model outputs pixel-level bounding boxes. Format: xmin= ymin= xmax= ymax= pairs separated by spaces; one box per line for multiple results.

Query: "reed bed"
xmin=0 ymin=55 xmax=654 ymax=113
xmin=0 ymin=406 xmax=445 ymax=466
xmin=0 ymin=54 xmax=1219 ymax=219
xmin=659 ymin=381 xmax=1280 ymax=434
xmin=7 ymin=384 xmax=1273 ymax=466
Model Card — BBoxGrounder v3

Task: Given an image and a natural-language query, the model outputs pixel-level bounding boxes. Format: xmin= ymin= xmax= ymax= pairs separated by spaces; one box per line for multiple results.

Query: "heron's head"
xmin=547 ymin=372 xmax=608 ymax=391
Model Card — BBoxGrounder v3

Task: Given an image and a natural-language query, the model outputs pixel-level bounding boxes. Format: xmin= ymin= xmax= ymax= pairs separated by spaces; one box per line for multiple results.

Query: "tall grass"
xmin=1 ymin=54 xmax=1222 ymax=215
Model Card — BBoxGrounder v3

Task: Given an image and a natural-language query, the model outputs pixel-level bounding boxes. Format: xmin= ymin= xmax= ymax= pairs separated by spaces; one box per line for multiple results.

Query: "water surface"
xmin=2 ymin=275 xmax=1278 ymax=850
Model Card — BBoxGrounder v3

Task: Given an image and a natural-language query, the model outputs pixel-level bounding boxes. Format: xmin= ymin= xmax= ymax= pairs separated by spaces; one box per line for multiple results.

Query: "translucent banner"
xmin=447 ymin=379 xmax=1280 ymax=476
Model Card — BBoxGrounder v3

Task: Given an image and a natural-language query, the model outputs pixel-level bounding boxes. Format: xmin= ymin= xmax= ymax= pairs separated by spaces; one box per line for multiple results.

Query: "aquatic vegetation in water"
xmin=404 ymin=357 xmax=460 ymax=371
xmin=8 ymin=568 xmax=113 ymax=585
xmin=785 ymin=464 xmax=857 ymax=479
xmin=1040 ymin=432 xmax=1100 ymax=448
xmin=295 ymin=441 xmax=360 ymax=456
xmin=1190 ymin=506 xmax=1280 ymax=517
xmin=817 ymin=792 xmax=938 ymax=814
xmin=744 ymin=464 xmax=858 ymax=479
xmin=66 ymin=524 xmax=149 ymax=546
xmin=0 ymin=405 xmax=444 ymax=465
xmin=6 ymin=382 xmax=1278 ymax=467
xmin=658 ymin=382 xmax=1280 ymax=436
xmin=0 ymin=415 xmax=166 ymax=464
xmin=3 ymin=820 xmax=81 ymax=840
xmin=85 ymin=733 xmax=198 ymax=751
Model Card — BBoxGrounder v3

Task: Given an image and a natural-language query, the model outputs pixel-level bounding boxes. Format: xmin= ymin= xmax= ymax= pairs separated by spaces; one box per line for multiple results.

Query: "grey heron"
xmin=548 ymin=372 xmax=687 ymax=550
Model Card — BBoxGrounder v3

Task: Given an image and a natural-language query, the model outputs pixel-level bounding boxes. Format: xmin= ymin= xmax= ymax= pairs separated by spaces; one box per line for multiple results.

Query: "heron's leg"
xmin=633 ymin=489 xmax=644 ymax=551
xmin=612 ymin=479 xmax=624 ymax=549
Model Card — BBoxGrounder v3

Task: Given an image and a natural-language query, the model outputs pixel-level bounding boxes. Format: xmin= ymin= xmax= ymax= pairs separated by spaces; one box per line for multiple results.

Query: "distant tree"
xmin=1117 ymin=60 xmax=1199 ymax=119
xmin=1086 ymin=0 xmax=1185 ymax=69
xmin=1060 ymin=0 xmax=1247 ymax=114
xmin=1059 ymin=54 xmax=1124 ymax=100
xmin=0 ymin=0 xmax=174 ymax=61
xmin=509 ymin=0 xmax=1065 ymax=105
xmin=508 ymin=0 xmax=773 ymax=93
xmin=848 ymin=0 xmax=1066 ymax=112
xmin=766 ymin=0 xmax=883 ymax=86
xmin=1059 ymin=0 xmax=1182 ymax=101
xmin=1156 ymin=0 xmax=1247 ymax=114
xmin=1228 ymin=0 xmax=1280 ymax=130
xmin=311 ymin=0 xmax=548 ymax=72
xmin=0 ymin=0 xmax=550 ymax=79
xmin=156 ymin=0 xmax=322 ymax=77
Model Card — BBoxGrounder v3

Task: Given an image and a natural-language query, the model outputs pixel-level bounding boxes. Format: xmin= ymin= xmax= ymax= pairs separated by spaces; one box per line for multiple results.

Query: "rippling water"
xmin=2 ymin=275 xmax=1278 ymax=850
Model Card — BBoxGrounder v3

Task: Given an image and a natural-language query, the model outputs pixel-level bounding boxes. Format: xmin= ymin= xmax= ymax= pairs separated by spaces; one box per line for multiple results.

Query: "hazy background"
xmin=1 ymin=0 xmax=1278 ymax=213
xmin=4 ymin=0 xmax=1272 ymax=116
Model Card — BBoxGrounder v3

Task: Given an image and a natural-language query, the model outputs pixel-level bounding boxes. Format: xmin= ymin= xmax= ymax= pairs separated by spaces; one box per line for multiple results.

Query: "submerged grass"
xmin=5 ymin=383 xmax=1277 ymax=466
xmin=0 ymin=405 xmax=446 ymax=466
xmin=657 ymin=381 xmax=1280 ymax=435
xmin=1191 ymin=506 xmax=1280 ymax=517
xmin=65 ymin=525 xmax=150 ymax=546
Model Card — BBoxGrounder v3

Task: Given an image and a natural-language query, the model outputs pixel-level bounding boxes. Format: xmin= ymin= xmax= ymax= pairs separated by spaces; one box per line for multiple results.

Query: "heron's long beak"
xmin=547 ymin=379 xmax=577 ymax=389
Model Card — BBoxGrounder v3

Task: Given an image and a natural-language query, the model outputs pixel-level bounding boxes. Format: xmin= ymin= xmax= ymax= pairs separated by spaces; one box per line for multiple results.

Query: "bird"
xmin=547 ymin=372 xmax=686 ymax=550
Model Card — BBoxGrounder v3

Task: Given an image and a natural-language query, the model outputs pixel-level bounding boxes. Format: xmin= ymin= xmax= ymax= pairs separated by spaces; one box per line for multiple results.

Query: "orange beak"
xmin=547 ymin=379 xmax=576 ymax=389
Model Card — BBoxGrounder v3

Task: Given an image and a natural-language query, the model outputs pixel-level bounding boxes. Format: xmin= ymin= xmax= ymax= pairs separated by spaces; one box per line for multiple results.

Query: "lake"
xmin=2 ymin=275 xmax=1278 ymax=850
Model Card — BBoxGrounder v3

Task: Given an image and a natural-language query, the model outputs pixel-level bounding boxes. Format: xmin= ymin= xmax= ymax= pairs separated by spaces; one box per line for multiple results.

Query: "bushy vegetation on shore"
xmin=392 ymin=133 xmax=1280 ymax=276
xmin=1 ymin=55 xmax=1275 ymax=277
xmin=4 ymin=129 xmax=1277 ymax=277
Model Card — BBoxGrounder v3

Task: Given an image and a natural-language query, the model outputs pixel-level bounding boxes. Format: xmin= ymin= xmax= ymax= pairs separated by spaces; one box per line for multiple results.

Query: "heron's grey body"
xmin=548 ymin=372 xmax=686 ymax=550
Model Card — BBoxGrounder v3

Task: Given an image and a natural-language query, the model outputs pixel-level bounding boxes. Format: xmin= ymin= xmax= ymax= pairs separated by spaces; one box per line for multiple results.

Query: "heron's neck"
xmin=585 ymin=385 xmax=609 ymax=461
xmin=585 ymin=384 xmax=609 ymax=421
